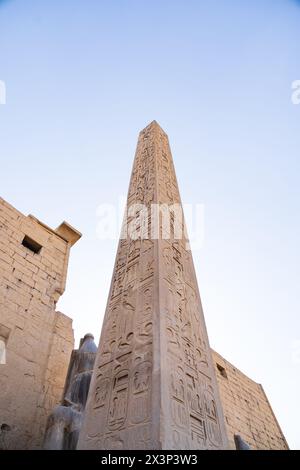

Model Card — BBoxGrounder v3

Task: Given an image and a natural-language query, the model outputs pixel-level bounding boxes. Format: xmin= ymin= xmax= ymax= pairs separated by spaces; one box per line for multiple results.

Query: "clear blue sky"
xmin=1 ymin=0 xmax=300 ymax=449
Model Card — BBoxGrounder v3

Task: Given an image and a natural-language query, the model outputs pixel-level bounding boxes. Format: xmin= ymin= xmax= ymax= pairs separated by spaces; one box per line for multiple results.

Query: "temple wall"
xmin=0 ymin=198 xmax=78 ymax=449
xmin=212 ymin=350 xmax=288 ymax=449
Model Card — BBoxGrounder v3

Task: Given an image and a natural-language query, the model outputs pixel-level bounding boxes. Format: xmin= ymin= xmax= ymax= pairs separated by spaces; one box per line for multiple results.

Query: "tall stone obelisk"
xmin=78 ymin=121 xmax=228 ymax=449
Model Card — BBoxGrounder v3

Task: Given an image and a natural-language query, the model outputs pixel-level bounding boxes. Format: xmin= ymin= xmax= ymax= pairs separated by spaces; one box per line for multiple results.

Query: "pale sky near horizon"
xmin=1 ymin=0 xmax=300 ymax=449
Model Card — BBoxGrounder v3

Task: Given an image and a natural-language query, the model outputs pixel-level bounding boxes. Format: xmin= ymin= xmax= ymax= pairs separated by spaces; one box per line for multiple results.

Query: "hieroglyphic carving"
xmin=130 ymin=359 xmax=151 ymax=425
xmin=135 ymin=284 xmax=153 ymax=346
xmin=94 ymin=376 xmax=110 ymax=409
xmin=108 ymin=368 xmax=129 ymax=430
xmin=154 ymin=125 xmax=226 ymax=449
xmin=78 ymin=121 xmax=227 ymax=450
xmin=170 ymin=366 xmax=189 ymax=430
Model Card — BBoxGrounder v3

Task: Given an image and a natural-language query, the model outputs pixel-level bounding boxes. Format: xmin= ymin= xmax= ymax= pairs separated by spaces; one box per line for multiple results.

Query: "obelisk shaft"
xmin=78 ymin=121 xmax=228 ymax=449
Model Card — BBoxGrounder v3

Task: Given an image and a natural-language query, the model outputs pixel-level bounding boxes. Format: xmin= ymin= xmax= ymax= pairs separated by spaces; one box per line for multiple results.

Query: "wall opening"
xmin=22 ymin=235 xmax=42 ymax=254
xmin=0 ymin=324 xmax=11 ymax=365
xmin=216 ymin=363 xmax=228 ymax=379
xmin=0 ymin=424 xmax=11 ymax=432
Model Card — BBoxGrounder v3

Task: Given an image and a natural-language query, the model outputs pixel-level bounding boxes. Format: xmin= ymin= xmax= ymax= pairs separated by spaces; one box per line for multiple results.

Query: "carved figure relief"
xmin=94 ymin=376 xmax=110 ymax=409
xmin=108 ymin=369 xmax=129 ymax=430
xmin=130 ymin=361 xmax=151 ymax=425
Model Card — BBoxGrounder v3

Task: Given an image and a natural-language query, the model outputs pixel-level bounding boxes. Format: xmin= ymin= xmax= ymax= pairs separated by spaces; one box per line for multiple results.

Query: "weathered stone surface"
xmin=212 ymin=350 xmax=289 ymax=450
xmin=78 ymin=121 xmax=228 ymax=450
xmin=0 ymin=198 xmax=81 ymax=449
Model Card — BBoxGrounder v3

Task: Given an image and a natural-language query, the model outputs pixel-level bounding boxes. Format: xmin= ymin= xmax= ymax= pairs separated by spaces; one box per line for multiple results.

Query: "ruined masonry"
xmin=78 ymin=121 xmax=229 ymax=450
xmin=0 ymin=197 xmax=81 ymax=449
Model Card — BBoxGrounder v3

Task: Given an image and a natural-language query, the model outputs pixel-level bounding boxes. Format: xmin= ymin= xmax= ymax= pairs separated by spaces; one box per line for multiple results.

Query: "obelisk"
xmin=78 ymin=121 xmax=228 ymax=449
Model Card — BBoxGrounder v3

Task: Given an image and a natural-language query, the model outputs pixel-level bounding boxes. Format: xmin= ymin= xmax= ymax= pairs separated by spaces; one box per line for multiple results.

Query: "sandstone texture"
xmin=78 ymin=121 xmax=228 ymax=450
xmin=212 ymin=350 xmax=289 ymax=449
xmin=0 ymin=197 xmax=81 ymax=449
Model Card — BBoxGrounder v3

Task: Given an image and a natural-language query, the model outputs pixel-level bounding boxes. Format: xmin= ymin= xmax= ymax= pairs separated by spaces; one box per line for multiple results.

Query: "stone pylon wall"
xmin=78 ymin=121 xmax=228 ymax=450
xmin=212 ymin=350 xmax=289 ymax=450
xmin=0 ymin=198 xmax=80 ymax=449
